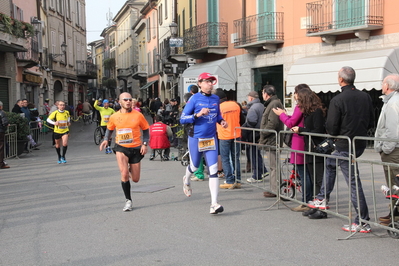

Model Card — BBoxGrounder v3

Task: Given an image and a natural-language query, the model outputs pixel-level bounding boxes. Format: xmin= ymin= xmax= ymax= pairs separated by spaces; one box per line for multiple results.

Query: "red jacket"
xmin=149 ymin=122 xmax=170 ymax=149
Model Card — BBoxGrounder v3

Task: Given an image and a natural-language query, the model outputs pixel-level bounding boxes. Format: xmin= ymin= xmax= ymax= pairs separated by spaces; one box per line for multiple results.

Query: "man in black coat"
xmin=308 ymin=66 xmax=374 ymax=233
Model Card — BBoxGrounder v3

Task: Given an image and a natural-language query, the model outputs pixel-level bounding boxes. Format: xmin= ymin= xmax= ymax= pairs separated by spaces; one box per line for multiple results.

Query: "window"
xmin=11 ymin=4 xmax=23 ymax=20
xmin=59 ymin=34 xmax=63 ymax=54
xmin=66 ymin=0 xmax=71 ymax=19
xmin=77 ymin=40 xmax=80 ymax=60
xmin=51 ymin=31 xmax=56 ymax=54
xmin=146 ymin=17 xmax=151 ymax=42
xmin=76 ymin=1 xmax=81 ymax=26
xmin=189 ymin=0 xmax=193 ymax=28
xmin=152 ymin=12 xmax=156 ymax=39
xmin=159 ymin=4 xmax=163 ymax=25
xmin=165 ymin=0 xmax=168 ymax=19
xmin=49 ymin=0 xmax=56 ymax=10
xmin=57 ymin=0 xmax=63 ymax=14
xmin=68 ymin=38 xmax=73 ymax=64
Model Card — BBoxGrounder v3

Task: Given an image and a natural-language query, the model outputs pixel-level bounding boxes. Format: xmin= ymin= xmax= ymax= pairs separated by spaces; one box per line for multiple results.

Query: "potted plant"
xmin=13 ymin=19 xmax=24 ymax=38
xmin=5 ymin=112 xmax=30 ymax=155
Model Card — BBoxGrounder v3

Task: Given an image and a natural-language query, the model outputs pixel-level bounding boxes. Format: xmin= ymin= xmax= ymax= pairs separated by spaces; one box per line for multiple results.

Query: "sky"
xmin=86 ymin=0 xmax=128 ymax=43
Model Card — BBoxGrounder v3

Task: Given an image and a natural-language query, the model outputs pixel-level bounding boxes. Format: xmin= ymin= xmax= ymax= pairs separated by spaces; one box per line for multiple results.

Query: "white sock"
xmin=209 ymin=178 xmax=219 ymax=205
xmin=184 ymin=167 xmax=192 ymax=185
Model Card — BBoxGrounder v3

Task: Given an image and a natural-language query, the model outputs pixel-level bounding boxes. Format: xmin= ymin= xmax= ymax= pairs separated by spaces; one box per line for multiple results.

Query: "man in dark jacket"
xmin=259 ymin=85 xmax=284 ymax=197
xmin=0 ymin=101 xmax=10 ymax=169
xmin=309 ymin=66 xmax=374 ymax=233
xmin=12 ymin=100 xmax=23 ymax=114
xmin=243 ymin=91 xmax=268 ymax=182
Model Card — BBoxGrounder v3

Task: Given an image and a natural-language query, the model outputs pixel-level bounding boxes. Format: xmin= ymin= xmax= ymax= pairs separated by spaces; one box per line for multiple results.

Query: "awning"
xmin=181 ymin=57 xmax=237 ymax=91
xmin=286 ymin=48 xmax=399 ymax=94
xmin=139 ymin=80 xmax=157 ymax=91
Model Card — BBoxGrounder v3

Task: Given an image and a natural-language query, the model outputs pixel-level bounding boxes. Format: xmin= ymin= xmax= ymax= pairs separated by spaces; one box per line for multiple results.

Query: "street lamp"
xmin=169 ymin=22 xmax=178 ymax=37
xmin=31 ymin=18 xmax=42 ymax=36
xmin=50 ymin=42 xmax=67 ymax=60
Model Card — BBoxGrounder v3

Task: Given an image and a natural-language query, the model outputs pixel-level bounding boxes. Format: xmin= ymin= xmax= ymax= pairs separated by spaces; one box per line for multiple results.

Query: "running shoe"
xmin=246 ymin=177 xmax=263 ymax=183
xmin=58 ymin=159 xmax=62 ymax=164
xmin=149 ymin=155 xmax=154 ymax=161
xmin=183 ymin=176 xmax=192 ymax=197
xmin=61 ymin=157 xmax=67 ymax=164
xmin=190 ymin=176 xmax=204 ymax=181
xmin=217 ymin=170 xmax=225 ymax=178
xmin=210 ymin=203 xmax=224 ymax=214
xmin=341 ymin=223 xmax=371 ymax=233
xmin=123 ymin=199 xmax=133 ymax=212
xmin=308 ymin=198 xmax=329 ymax=209
xmin=261 ymin=172 xmax=270 ymax=179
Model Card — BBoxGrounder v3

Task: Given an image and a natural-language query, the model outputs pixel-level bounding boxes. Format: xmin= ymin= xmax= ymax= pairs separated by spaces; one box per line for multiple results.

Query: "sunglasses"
xmin=122 ymin=98 xmax=133 ymax=102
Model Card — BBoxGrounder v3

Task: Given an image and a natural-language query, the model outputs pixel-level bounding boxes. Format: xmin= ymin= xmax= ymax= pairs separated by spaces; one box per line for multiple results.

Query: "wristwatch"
xmin=143 ymin=142 xmax=148 ymax=146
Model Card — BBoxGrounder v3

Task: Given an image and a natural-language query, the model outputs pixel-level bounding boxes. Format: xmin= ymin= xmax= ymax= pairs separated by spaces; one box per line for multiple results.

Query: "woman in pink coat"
xmin=273 ymin=84 xmax=313 ymax=211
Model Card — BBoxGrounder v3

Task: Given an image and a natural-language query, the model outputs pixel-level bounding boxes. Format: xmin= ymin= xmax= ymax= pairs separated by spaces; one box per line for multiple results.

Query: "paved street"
xmin=0 ymin=120 xmax=398 ymax=266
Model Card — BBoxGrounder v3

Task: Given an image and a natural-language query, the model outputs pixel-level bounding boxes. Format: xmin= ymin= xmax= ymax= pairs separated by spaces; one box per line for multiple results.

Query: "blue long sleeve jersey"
xmin=180 ymin=92 xmax=223 ymax=138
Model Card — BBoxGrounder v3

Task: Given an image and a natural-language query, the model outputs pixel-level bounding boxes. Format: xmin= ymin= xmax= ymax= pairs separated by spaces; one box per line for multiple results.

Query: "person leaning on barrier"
xmin=0 ymin=101 xmax=10 ymax=169
xmin=149 ymin=115 xmax=172 ymax=161
xmin=308 ymin=66 xmax=374 ymax=233
xmin=374 ymin=73 xmax=399 ymax=224
xmin=291 ymin=85 xmax=327 ymax=218
xmin=259 ymin=85 xmax=284 ymax=197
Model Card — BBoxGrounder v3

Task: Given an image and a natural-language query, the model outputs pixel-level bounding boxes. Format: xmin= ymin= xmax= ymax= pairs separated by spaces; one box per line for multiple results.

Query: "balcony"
xmin=117 ymin=67 xmax=132 ymax=79
xmin=233 ymin=12 xmax=284 ymax=54
xmin=16 ymin=39 xmax=39 ymax=68
xmin=306 ymin=0 xmax=383 ymax=41
xmin=76 ymin=60 xmax=97 ymax=79
xmin=183 ymin=22 xmax=228 ymax=59
xmin=132 ymin=63 xmax=147 ymax=81
xmin=162 ymin=37 xmax=186 ymax=63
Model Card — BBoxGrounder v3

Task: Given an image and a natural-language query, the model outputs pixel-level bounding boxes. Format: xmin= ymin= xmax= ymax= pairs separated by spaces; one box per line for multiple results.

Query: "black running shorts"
xmin=113 ymin=144 xmax=144 ymax=164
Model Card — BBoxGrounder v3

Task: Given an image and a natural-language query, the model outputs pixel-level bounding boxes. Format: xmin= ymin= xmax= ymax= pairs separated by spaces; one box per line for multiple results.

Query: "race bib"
xmin=103 ymin=115 xmax=110 ymax=123
xmin=117 ymin=128 xmax=133 ymax=144
xmin=58 ymin=120 xmax=67 ymax=129
xmin=198 ymin=137 xmax=216 ymax=152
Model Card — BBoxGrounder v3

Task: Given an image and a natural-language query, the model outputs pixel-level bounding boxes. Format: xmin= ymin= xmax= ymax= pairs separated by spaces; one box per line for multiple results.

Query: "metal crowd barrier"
xmin=5 ymin=124 xmax=17 ymax=159
xmin=234 ymin=127 xmax=399 ymax=238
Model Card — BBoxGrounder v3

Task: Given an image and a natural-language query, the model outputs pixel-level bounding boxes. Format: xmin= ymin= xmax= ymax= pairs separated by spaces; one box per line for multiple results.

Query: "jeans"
xmin=219 ymin=138 xmax=241 ymax=184
xmin=246 ymin=145 xmax=267 ymax=180
xmin=317 ymin=149 xmax=369 ymax=224
xmin=296 ymin=164 xmax=313 ymax=203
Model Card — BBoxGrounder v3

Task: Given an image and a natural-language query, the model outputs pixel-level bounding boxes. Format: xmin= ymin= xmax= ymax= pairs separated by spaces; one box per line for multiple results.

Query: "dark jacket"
xmin=12 ymin=104 xmax=22 ymax=114
xmin=326 ymin=85 xmax=374 ymax=152
xmin=259 ymin=95 xmax=284 ymax=146
xmin=298 ymin=108 xmax=326 ymax=162
xmin=0 ymin=110 xmax=9 ymax=133
xmin=242 ymin=98 xmax=264 ymax=142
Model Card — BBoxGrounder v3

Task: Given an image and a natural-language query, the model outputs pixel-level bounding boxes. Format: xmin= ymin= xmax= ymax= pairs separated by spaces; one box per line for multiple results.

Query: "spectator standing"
xmin=180 ymin=72 xmax=228 ymax=214
xmin=43 ymin=98 xmax=50 ymax=116
xmin=259 ymin=85 xmax=284 ymax=197
xmin=308 ymin=66 xmax=374 ymax=233
xmin=76 ymin=100 xmax=83 ymax=117
xmin=12 ymin=100 xmax=23 ymax=114
xmin=374 ymin=73 xmax=399 ymax=225
xmin=215 ymin=89 xmax=242 ymax=189
xmin=0 ymin=101 xmax=10 ymax=169
xmin=242 ymin=91 xmax=268 ymax=182
xmin=274 ymin=85 xmax=312 ymax=210
xmin=99 ymin=92 xmax=150 ymax=212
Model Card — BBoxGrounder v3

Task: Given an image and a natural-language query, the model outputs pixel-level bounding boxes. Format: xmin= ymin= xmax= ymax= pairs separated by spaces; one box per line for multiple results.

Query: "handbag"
xmin=283 ymin=131 xmax=293 ymax=148
xmin=313 ymin=138 xmax=335 ymax=154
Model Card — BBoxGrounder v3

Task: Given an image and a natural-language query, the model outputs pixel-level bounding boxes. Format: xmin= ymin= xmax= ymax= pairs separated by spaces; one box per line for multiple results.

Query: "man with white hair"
xmin=0 ymin=101 xmax=10 ymax=169
xmin=374 ymin=73 xmax=399 ymax=225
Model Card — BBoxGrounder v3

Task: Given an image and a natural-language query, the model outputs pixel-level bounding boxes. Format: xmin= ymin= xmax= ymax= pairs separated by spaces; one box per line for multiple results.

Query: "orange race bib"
xmin=198 ymin=137 xmax=216 ymax=152
xmin=103 ymin=115 xmax=110 ymax=123
xmin=58 ymin=120 xmax=67 ymax=129
xmin=117 ymin=128 xmax=133 ymax=144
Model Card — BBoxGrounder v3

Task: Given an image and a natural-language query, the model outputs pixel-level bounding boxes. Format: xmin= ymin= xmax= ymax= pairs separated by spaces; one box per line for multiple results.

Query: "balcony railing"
xmin=306 ymin=0 xmax=383 ymax=35
xmin=76 ymin=60 xmax=97 ymax=78
xmin=233 ymin=12 xmax=284 ymax=47
xmin=132 ymin=63 xmax=147 ymax=80
xmin=183 ymin=22 xmax=228 ymax=53
xmin=16 ymin=38 xmax=39 ymax=66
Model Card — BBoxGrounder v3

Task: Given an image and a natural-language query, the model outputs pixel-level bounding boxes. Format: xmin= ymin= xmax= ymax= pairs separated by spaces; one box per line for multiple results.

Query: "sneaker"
xmin=308 ymin=210 xmax=328 ymax=219
xmin=58 ymin=159 xmax=62 ymax=164
xmin=149 ymin=155 xmax=154 ymax=161
xmin=308 ymin=198 xmax=329 ymax=210
xmin=162 ymin=155 xmax=169 ymax=161
xmin=291 ymin=204 xmax=310 ymax=212
xmin=261 ymin=172 xmax=270 ymax=179
xmin=247 ymin=177 xmax=263 ymax=183
xmin=190 ymin=176 xmax=204 ymax=181
xmin=217 ymin=170 xmax=225 ymax=178
xmin=183 ymin=176 xmax=192 ymax=197
xmin=61 ymin=157 xmax=67 ymax=164
xmin=342 ymin=223 xmax=371 ymax=233
xmin=123 ymin=199 xmax=133 ymax=212
xmin=210 ymin=203 xmax=224 ymax=214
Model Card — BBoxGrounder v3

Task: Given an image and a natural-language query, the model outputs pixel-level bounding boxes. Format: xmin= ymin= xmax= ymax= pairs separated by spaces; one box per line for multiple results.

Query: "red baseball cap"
xmin=198 ymin=72 xmax=217 ymax=84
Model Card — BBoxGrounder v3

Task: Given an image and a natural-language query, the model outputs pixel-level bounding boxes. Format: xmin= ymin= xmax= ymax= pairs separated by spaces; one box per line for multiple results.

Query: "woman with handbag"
xmin=291 ymin=86 xmax=327 ymax=218
xmin=273 ymin=84 xmax=313 ymax=212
